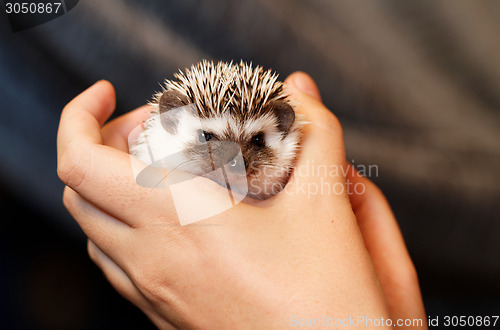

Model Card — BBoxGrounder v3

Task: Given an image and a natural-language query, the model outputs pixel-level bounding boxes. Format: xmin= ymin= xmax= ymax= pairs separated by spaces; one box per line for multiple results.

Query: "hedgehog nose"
xmin=227 ymin=156 xmax=247 ymax=172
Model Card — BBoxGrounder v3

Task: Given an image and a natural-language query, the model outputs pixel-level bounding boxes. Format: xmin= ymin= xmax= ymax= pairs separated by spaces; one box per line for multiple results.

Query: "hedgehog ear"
xmin=158 ymin=90 xmax=191 ymax=133
xmin=267 ymin=100 xmax=295 ymax=133
xmin=159 ymin=90 xmax=190 ymax=113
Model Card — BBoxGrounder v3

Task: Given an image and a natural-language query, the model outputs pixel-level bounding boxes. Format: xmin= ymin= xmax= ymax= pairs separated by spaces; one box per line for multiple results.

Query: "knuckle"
xmin=324 ymin=111 xmax=343 ymax=134
xmin=57 ymin=146 xmax=88 ymax=189
xmin=131 ymin=264 xmax=167 ymax=304
xmin=405 ymin=263 xmax=420 ymax=285
xmin=87 ymin=241 xmax=98 ymax=263
xmin=308 ymin=103 xmax=344 ymax=138
xmin=313 ymin=99 xmax=343 ymax=128
xmin=393 ymin=261 xmax=420 ymax=289
xmin=134 ymin=273 xmax=157 ymax=300
xmin=62 ymin=187 xmax=74 ymax=210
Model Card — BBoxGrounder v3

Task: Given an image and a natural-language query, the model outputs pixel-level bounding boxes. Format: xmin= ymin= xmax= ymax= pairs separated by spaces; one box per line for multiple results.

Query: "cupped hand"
xmin=57 ymin=75 xmax=426 ymax=329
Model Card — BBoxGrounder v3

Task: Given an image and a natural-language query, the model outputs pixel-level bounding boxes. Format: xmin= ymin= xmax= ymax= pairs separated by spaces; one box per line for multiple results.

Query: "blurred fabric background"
xmin=1 ymin=0 xmax=499 ymax=328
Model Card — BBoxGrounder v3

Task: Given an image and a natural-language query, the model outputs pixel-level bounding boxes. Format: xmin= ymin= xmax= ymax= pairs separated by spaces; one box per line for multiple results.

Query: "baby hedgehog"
xmin=130 ymin=60 xmax=303 ymax=200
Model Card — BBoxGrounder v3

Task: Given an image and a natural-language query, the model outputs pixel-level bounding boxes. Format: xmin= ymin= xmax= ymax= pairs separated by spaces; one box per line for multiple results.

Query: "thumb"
xmin=285 ymin=71 xmax=322 ymax=101
xmin=283 ymin=71 xmax=346 ymax=174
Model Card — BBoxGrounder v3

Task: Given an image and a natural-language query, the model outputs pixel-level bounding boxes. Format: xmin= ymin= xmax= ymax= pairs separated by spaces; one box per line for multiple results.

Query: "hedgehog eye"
xmin=198 ymin=130 xmax=213 ymax=143
xmin=251 ymin=132 xmax=265 ymax=147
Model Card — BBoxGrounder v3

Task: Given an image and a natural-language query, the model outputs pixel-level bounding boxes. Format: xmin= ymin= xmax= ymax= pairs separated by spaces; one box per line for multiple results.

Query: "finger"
xmin=102 ymin=105 xmax=154 ymax=152
xmin=57 ymin=80 xmax=117 ymax=188
xmin=63 ymin=186 xmax=131 ymax=262
xmin=57 ymin=83 xmax=178 ymax=227
xmin=87 ymin=240 xmax=150 ymax=309
xmin=58 ymin=80 xmax=116 ymax=147
xmin=286 ymin=71 xmax=322 ymax=101
xmin=284 ymin=72 xmax=346 ymax=167
xmin=285 ymin=72 xmax=340 ymax=137
xmin=88 ymin=240 xmax=176 ymax=329
xmin=346 ymin=166 xmax=426 ymax=322
xmin=281 ymin=73 xmax=348 ymax=204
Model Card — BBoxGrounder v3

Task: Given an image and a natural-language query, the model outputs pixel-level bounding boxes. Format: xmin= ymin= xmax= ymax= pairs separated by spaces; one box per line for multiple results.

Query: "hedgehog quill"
xmin=130 ymin=60 xmax=304 ymax=200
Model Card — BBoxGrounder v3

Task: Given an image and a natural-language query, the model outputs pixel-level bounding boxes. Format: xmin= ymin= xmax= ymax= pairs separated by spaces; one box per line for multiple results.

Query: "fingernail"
xmin=290 ymin=73 xmax=321 ymax=100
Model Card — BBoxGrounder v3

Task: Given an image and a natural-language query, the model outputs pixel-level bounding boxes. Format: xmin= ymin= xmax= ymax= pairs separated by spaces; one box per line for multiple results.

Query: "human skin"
xmin=57 ymin=72 xmax=427 ymax=329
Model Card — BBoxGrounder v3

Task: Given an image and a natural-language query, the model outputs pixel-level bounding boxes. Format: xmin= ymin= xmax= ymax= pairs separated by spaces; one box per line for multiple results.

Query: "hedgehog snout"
xmin=227 ymin=155 xmax=248 ymax=173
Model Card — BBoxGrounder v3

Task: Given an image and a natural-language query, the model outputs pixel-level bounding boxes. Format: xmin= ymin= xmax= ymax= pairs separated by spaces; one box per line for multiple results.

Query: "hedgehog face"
xmin=133 ymin=60 xmax=304 ymax=200
xmin=188 ymin=121 xmax=277 ymax=177
xmin=175 ymin=110 xmax=298 ymax=200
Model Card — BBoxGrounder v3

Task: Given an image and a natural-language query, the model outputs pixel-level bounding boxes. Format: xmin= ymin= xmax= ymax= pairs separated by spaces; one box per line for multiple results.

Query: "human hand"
xmin=57 ymin=75 xmax=426 ymax=329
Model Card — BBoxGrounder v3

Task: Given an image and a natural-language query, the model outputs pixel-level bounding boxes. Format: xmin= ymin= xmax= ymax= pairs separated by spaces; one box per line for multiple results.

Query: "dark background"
xmin=1 ymin=0 xmax=499 ymax=329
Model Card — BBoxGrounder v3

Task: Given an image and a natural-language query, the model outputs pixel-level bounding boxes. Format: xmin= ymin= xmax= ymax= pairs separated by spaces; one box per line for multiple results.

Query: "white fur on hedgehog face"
xmin=130 ymin=105 xmax=301 ymax=200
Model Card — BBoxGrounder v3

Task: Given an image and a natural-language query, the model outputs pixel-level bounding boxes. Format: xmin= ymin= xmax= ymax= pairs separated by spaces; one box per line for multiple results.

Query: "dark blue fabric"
xmin=1 ymin=0 xmax=499 ymax=328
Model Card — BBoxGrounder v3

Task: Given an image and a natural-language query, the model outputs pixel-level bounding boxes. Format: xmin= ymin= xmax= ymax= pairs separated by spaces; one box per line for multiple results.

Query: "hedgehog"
xmin=129 ymin=60 xmax=304 ymax=200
